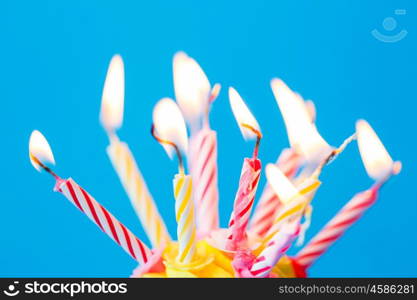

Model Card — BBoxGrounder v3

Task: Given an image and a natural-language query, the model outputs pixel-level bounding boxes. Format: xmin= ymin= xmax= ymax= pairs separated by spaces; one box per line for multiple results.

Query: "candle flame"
xmin=356 ymin=120 xmax=400 ymax=181
xmin=29 ymin=130 xmax=55 ymax=172
xmin=100 ymin=54 xmax=125 ymax=132
xmin=304 ymin=99 xmax=316 ymax=123
xmin=152 ymin=98 xmax=188 ymax=159
xmin=265 ymin=163 xmax=299 ymax=205
xmin=173 ymin=51 xmax=211 ymax=124
xmin=228 ymin=87 xmax=261 ymax=140
xmin=271 ymin=78 xmax=331 ymax=163
xmin=209 ymin=83 xmax=221 ymax=103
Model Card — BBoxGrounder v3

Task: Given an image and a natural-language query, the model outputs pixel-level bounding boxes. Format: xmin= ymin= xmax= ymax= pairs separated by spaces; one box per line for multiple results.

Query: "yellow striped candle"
xmin=152 ymin=98 xmax=197 ymax=264
xmin=107 ymin=136 xmax=171 ymax=248
xmin=173 ymin=174 xmax=196 ymax=264
xmin=101 ymin=55 xmax=170 ymax=248
xmin=173 ymin=52 xmax=221 ymax=236
xmin=263 ymin=164 xmax=321 ymax=243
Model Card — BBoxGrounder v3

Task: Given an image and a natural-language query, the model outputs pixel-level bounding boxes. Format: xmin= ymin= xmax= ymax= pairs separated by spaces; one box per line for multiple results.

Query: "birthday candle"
xmin=100 ymin=55 xmax=170 ymax=248
xmin=250 ymin=81 xmax=319 ymax=238
xmin=295 ymin=120 xmax=401 ymax=269
xmin=250 ymin=163 xmax=322 ymax=278
xmin=262 ymin=164 xmax=321 ymax=243
xmin=173 ymin=174 xmax=195 ymax=263
xmin=226 ymin=87 xmax=262 ymax=251
xmin=152 ymin=98 xmax=197 ymax=264
xmin=249 ymin=148 xmax=302 ymax=238
xmin=266 ymin=79 xmax=356 ymax=238
xmin=270 ymin=78 xmax=332 ymax=169
xmin=173 ymin=52 xmax=221 ymax=236
xmin=250 ymin=221 xmax=299 ymax=277
xmin=188 ymin=128 xmax=219 ymax=236
xmin=29 ymin=130 xmax=152 ymax=265
xmin=263 ymin=133 xmax=355 ymax=242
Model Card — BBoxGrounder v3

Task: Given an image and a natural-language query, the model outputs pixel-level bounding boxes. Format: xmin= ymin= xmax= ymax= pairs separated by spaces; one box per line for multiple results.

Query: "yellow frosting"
xmin=138 ymin=240 xmax=294 ymax=278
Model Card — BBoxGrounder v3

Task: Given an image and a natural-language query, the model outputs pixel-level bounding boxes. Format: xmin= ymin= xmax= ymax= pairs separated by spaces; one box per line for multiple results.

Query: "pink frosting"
xmin=232 ymin=250 xmax=256 ymax=278
xmin=131 ymin=246 xmax=165 ymax=278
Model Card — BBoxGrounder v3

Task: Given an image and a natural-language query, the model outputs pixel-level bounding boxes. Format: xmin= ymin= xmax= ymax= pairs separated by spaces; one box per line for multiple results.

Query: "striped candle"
xmin=250 ymin=148 xmax=301 ymax=238
xmin=295 ymin=186 xmax=379 ymax=268
xmin=188 ymin=127 xmax=219 ymax=236
xmin=295 ymin=120 xmax=401 ymax=270
xmin=107 ymin=137 xmax=171 ymax=248
xmin=226 ymin=158 xmax=261 ymax=250
xmin=250 ymin=221 xmax=299 ymax=277
xmin=57 ymin=178 xmax=152 ymax=265
xmin=100 ymin=54 xmax=170 ymax=248
xmin=173 ymin=174 xmax=197 ymax=264
xmin=264 ymin=178 xmax=321 ymax=242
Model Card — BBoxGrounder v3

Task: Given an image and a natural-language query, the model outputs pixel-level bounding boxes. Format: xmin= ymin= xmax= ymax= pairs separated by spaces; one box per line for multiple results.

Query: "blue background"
xmin=1 ymin=0 xmax=416 ymax=277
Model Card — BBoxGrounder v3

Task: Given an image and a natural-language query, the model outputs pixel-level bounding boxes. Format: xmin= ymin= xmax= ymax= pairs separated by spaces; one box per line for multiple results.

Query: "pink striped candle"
xmin=226 ymin=87 xmax=262 ymax=251
xmin=295 ymin=186 xmax=379 ymax=269
xmin=226 ymin=157 xmax=261 ymax=250
xmin=173 ymin=52 xmax=220 ymax=237
xmin=250 ymin=221 xmax=299 ymax=277
xmin=250 ymin=148 xmax=301 ymax=238
xmin=188 ymin=127 xmax=219 ymax=236
xmin=295 ymin=120 xmax=401 ymax=269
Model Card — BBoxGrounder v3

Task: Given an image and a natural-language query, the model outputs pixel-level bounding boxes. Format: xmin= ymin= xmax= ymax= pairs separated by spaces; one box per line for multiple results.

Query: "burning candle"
xmin=152 ymin=98 xmax=197 ymax=264
xmin=262 ymin=164 xmax=321 ymax=243
xmin=262 ymin=79 xmax=356 ymax=244
xmin=270 ymin=78 xmax=332 ymax=168
xmin=29 ymin=130 xmax=152 ymax=264
xmin=249 ymin=148 xmax=302 ymax=238
xmin=251 ymin=221 xmax=299 ymax=277
xmin=263 ymin=133 xmax=356 ymax=243
xmin=250 ymin=81 xmax=317 ymax=238
xmin=173 ymin=52 xmax=221 ymax=236
xmin=295 ymin=120 xmax=401 ymax=269
xmin=226 ymin=87 xmax=262 ymax=251
xmin=250 ymin=163 xmax=312 ymax=277
xmin=100 ymin=55 xmax=170 ymax=248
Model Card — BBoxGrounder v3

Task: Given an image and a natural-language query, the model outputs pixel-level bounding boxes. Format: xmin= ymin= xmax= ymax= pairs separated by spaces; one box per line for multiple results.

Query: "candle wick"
xmin=30 ymin=154 xmax=61 ymax=181
xmin=311 ymin=132 xmax=357 ymax=179
xmin=202 ymin=84 xmax=221 ymax=130
xmin=151 ymin=124 xmax=185 ymax=174
xmin=203 ymin=85 xmax=220 ymax=129
xmin=107 ymin=131 xmax=119 ymax=144
xmin=253 ymin=136 xmax=261 ymax=158
xmin=333 ymin=133 xmax=357 ymax=156
xmin=241 ymin=123 xmax=262 ymax=158
xmin=373 ymin=161 xmax=401 ymax=190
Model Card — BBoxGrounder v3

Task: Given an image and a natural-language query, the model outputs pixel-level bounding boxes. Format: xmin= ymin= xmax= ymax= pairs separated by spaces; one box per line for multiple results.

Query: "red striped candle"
xmin=226 ymin=157 xmax=261 ymax=250
xmin=226 ymin=87 xmax=262 ymax=251
xmin=295 ymin=186 xmax=379 ymax=269
xmin=56 ymin=178 xmax=152 ymax=264
xmin=250 ymin=148 xmax=301 ymax=238
xmin=29 ymin=130 xmax=152 ymax=265
xmin=189 ymin=127 xmax=219 ymax=236
xmin=250 ymin=221 xmax=299 ymax=277
xmin=295 ymin=120 xmax=401 ymax=270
